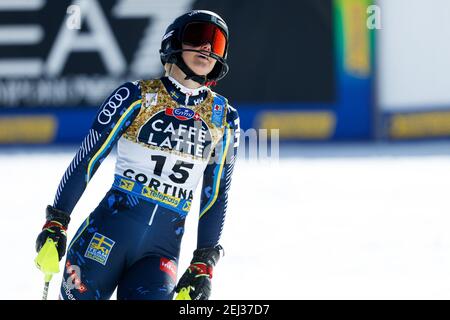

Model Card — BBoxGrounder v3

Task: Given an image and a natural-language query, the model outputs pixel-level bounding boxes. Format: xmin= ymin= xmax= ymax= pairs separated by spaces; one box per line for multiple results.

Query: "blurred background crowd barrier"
xmin=0 ymin=0 xmax=448 ymax=145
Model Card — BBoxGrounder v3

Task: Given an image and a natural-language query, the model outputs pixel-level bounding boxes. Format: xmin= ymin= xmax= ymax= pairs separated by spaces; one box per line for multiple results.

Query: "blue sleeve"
xmin=52 ymin=82 xmax=142 ymax=214
xmin=197 ymin=105 xmax=240 ymax=249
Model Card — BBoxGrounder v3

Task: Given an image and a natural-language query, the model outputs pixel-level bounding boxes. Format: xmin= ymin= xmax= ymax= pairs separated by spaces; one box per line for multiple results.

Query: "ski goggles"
xmin=182 ymin=22 xmax=227 ymax=57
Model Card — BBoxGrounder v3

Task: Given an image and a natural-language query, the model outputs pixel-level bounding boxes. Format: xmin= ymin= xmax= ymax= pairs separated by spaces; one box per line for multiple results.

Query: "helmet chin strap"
xmin=175 ymin=54 xmax=208 ymax=85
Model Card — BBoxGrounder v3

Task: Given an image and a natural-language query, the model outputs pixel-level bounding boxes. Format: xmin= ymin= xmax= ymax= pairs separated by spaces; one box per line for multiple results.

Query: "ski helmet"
xmin=160 ymin=10 xmax=230 ymax=85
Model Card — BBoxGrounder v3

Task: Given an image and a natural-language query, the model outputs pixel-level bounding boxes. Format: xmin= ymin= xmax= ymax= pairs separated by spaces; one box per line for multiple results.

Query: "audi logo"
xmin=97 ymin=87 xmax=131 ymax=125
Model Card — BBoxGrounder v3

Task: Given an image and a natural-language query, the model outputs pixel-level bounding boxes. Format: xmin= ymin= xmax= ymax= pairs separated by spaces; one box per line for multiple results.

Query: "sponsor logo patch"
xmin=97 ymin=86 xmax=130 ymax=125
xmin=84 ymin=233 xmax=115 ymax=265
xmin=182 ymin=201 xmax=191 ymax=212
xmin=65 ymin=261 xmax=87 ymax=294
xmin=119 ymin=178 xmax=135 ymax=191
xmin=141 ymin=186 xmax=181 ymax=207
xmin=145 ymin=93 xmax=158 ymax=107
xmin=165 ymin=107 xmax=200 ymax=121
xmin=160 ymin=257 xmax=177 ymax=282
xmin=137 ymin=110 xmax=212 ymax=158
xmin=211 ymin=96 xmax=225 ymax=127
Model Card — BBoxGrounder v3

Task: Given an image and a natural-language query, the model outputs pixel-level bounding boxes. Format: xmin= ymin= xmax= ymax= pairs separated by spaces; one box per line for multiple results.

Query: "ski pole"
xmin=35 ymin=238 xmax=60 ymax=300
xmin=175 ymin=287 xmax=192 ymax=300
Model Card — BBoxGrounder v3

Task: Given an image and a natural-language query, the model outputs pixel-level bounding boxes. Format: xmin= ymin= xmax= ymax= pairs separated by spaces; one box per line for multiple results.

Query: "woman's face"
xmin=181 ymin=42 xmax=217 ymax=77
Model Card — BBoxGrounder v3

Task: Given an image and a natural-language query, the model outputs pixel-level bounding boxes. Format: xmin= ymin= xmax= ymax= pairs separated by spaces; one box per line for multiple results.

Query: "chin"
xmin=192 ymin=69 xmax=210 ymax=77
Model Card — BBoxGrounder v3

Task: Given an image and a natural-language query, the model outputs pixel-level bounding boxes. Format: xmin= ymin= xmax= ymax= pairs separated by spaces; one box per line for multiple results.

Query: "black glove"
xmin=175 ymin=245 xmax=223 ymax=300
xmin=35 ymin=205 xmax=71 ymax=261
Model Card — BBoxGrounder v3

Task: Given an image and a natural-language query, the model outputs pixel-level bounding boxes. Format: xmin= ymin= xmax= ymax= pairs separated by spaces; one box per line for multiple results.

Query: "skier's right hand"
xmin=35 ymin=205 xmax=71 ymax=261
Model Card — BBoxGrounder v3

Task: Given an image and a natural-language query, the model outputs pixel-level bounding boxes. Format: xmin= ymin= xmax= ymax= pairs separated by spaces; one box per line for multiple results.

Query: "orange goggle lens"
xmin=182 ymin=22 xmax=227 ymax=57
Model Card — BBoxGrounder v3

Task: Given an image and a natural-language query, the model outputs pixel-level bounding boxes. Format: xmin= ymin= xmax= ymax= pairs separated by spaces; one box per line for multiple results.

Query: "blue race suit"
xmin=55 ymin=76 xmax=240 ymax=300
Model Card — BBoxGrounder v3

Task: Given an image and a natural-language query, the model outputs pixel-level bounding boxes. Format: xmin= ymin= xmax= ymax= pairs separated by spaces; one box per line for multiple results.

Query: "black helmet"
xmin=160 ymin=10 xmax=229 ymax=85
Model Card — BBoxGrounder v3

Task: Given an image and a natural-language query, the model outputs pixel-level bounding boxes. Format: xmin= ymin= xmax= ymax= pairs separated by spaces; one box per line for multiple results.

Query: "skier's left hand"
xmin=175 ymin=245 xmax=223 ymax=300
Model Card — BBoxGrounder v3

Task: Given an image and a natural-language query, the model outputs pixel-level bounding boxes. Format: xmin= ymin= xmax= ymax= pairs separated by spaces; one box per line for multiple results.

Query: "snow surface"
xmin=2 ymin=143 xmax=450 ymax=300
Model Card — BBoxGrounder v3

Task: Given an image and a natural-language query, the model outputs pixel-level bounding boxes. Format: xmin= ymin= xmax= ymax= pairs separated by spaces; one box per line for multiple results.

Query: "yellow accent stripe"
xmin=86 ymin=99 xmax=142 ymax=182
xmin=199 ymin=125 xmax=232 ymax=219
xmin=67 ymin=217 xmax=90 ymax=251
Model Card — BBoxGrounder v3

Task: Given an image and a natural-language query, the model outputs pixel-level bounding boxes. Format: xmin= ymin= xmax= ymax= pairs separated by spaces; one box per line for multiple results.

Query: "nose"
xmin=200 ymin=42 xmax=211 ymax=51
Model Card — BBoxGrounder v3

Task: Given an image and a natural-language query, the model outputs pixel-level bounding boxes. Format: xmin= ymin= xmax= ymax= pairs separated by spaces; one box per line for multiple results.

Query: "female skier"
xmin=35 ymin=10 xmax=240 ymax=300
